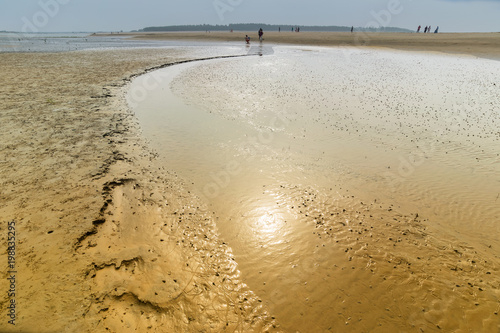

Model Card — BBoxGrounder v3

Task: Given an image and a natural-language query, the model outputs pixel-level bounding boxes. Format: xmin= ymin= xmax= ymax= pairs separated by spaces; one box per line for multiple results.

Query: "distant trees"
xmin=136 ymin=23 xmax=412 ymax=33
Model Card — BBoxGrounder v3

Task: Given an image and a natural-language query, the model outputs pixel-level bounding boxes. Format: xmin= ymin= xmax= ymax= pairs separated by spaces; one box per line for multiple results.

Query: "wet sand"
xmin=130 ymin=47 xmax=500 ymax=332
xmin=0 ymin=33 xmax=499 ymax=332
xmin=0 ymin=49 xmax=279 ymax=332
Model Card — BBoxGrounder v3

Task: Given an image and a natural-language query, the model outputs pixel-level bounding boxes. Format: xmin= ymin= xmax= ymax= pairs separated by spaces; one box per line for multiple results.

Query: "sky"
xmin=1 ymin=0 xmax=499 ymax=33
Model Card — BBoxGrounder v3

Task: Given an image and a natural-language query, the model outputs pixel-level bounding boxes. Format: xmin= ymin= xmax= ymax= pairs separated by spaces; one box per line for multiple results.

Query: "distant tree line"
xmin=135 ymin=23 xmax=412 ymax=33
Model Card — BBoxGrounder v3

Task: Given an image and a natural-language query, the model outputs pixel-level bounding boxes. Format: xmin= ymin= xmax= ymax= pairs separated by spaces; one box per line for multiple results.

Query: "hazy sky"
xmin=1 ymin=0 xmax=499 ymax=33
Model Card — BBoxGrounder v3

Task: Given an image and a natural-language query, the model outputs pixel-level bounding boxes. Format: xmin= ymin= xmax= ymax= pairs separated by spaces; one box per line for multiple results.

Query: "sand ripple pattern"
xmin=172 ymin=46 xmax=500 ymax=244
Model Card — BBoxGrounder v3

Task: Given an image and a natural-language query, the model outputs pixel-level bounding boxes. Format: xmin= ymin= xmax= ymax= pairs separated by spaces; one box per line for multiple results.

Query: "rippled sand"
xmin=131 ymin=46 xmax=500 ymax=332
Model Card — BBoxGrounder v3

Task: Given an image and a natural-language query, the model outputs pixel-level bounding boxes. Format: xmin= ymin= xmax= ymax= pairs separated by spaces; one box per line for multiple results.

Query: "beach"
xmin=0 ymin=32 xmax=499 ymax=332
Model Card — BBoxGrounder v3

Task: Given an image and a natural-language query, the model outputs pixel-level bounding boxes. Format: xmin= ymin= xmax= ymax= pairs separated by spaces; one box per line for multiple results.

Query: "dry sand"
xmin=0 ymin=33 xmax=499 ymax=332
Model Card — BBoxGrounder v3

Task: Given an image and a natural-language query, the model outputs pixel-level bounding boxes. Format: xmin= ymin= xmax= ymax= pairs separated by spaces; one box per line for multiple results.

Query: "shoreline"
xmin=101 ymin=31 xmax=500 ymax=61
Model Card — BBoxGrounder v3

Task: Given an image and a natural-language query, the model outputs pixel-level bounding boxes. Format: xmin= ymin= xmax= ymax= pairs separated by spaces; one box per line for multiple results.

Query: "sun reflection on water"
xmin=250 ymin=208 xmax=288 ymax=247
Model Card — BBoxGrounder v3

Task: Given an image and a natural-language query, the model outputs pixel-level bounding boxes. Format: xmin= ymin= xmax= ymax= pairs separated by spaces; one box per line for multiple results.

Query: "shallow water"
xmin=129 ymin=46 xmax=500 ymax=332
xmin=0 ymin=32 xmax=244 ymax=53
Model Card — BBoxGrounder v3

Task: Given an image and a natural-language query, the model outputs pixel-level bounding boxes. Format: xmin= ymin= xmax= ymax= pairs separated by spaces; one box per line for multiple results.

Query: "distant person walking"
xmin=351 ymin=26 xmax=354 ymax=33
xmin=258 ymin=28 xmax=264 ymax=41
xmin=417 ymin=25 xmax=421 ymax=33
xmin=424 ymin=26 xmax=427 ymax=33
xmin=434 ymin=26 xmax=439 ymax=33
xmin=245 ymin=35 xmax=250 ymax=44
xmin=428 ymin=26 xmax=431 ymax=33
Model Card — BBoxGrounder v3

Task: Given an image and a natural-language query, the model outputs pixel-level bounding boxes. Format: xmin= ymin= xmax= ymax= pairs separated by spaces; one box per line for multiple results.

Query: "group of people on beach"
xmin=245 ymin=28 xmax=264 ymax=44
xmin=417 ymin=25 xmax=439 ymax=33
xmin=245 ymin=24 xmax=440 ymax=44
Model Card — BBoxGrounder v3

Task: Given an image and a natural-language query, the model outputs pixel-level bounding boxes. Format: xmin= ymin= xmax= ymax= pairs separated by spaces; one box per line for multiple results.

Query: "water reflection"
xmin=251 ymin=209 xmax=286 ymax=246
xmin=131 ymin=47 xmax=500 ymax=332
xmin=246 ymin=44 xmax=275 ymax=56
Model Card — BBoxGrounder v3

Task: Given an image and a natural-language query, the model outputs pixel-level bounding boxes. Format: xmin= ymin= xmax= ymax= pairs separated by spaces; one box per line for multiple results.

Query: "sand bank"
xmin=108 ymin=31 xmax=500 ymax=60
xmin=0 ymin=49 xmax=279 ymax=332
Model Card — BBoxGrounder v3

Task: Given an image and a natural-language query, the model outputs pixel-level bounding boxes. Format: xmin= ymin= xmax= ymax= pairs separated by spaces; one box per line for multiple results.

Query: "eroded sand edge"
xmin=0 ymin=49 xmax=279 ymax=332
